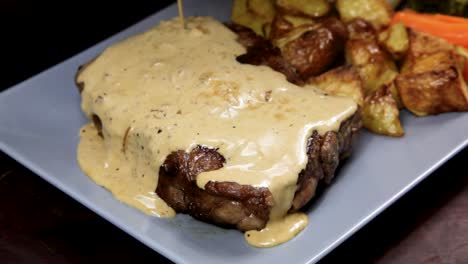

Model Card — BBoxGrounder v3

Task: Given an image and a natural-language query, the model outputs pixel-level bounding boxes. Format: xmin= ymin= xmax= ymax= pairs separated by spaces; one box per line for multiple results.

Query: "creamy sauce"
xmin=77 ymin=17 xmax=356 ymax=247
xmin=245 ymin=212 xmax=309 ymax=247
xmin=78 ymin=123 xmax=175 ymax=217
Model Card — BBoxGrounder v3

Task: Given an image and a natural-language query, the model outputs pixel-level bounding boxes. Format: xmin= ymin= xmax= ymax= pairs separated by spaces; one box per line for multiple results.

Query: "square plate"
xmin=1 ymin=1 xmax=467 ymax=263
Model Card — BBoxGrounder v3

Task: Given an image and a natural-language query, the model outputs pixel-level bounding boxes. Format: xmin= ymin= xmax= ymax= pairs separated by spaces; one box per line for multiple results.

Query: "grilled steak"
xmin=76 ymin=18 xmax=362 ymax=234
xmin=154 ymin=25 xmax=361 ymax=231
xmin=156 ymin=111 xmax=361 ymax=231
xmin=85 ymin=103 xmax=361 ymax=231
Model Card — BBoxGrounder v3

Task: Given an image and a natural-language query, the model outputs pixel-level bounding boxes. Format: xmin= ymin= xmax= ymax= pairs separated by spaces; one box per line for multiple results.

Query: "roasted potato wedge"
xmin=400 ymin=30 xmax=459 ymax=72
xmin=272 ymin=23 xmax=318 ymax=48
xmin=401 ymin=30 xmax=468 ymax=73
xmin=283 ymin=15 xmax=315 ymax=28
xmin=276 ymin=0 xmax=331 ymax=18
xmin=269 ymin=14 xmax=295 ymax=40
xmin=396 ymin=31 xmax=468 ymax=116
xmin=405 ymin=30 xmax=454 ymax=57
xmin=396 ymin=52 xmax=468 ymax=116
xmin=378 ymin=22 xmax=409 ymax=60
xmin=387 ymin=80 xmax=403 ymax=110
xmin=336 ymin=0 xmax=393 ymax=30
xmin=362 ymin=85 xmax=404 ymax=137
xmin=346 ymin=19 xmax=377 ymax=40
xmin=232 ymin=0 xmax=274 ymax=36
xmin=402 ymin=30 xmax=468 ymax=71
xmin=456 ymin=46 xmax=468 ymax=59
xmin=279 ymin=17 xmax=348 ymax=78
xmin=268 ymin=13 xmax=316 ymax=40
xmin=247 ymin=0 xmax=276 ymax=21
xmin=345 ymin=38 xmax=400 ymax=97
xmin=345 ymin=33 xmax=404 ymax=108
xmin=396 ymin=67 xmax=468 ymax=116
xmin=310 ymin=65 xmax=364 ymax=106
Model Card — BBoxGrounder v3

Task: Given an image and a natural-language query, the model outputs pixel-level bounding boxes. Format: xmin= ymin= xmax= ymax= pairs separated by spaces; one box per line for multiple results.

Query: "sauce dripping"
xmin=245 ymin=213 xmax=309 ymax=247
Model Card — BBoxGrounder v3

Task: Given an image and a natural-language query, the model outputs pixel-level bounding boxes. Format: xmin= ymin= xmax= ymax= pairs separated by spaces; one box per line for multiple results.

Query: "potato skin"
xmin=310 ymin=65 xmax=364 ymax=106
xmin=396 ymin=31 xmax=468 ymax=116
xmin=229 ymin=23 xmax=304 ymax=85
xmin=269 ymin=13 xmax=298 ymax=40
xmin=345 ymin=18 xmax=377 ymax=40
xmin=336 ymin=0 xmax=393 ymax=30
xmin=397 ymin=68 xmax=468 ymax=116
xmin=247 ymin=0 xmax=276 ymax=21
xmin=229 ymin=0 xmax=468 ymax=138
xmin=275 ymin=0 xmax=331 ymax=18
xmin=281 ymin=17 xmax=348 ymax=79
xmin=232 ymin=0 xmax=274 ymax=36
xmin=378 ymin=22 xmax=409 ymax=60
xmin=345 ymin=38 xmax=399 ymax=95
xmin=407 ymin=29 xmax=455 ymax=56
xmin=362 ymin=85 xmax=404 ymax=137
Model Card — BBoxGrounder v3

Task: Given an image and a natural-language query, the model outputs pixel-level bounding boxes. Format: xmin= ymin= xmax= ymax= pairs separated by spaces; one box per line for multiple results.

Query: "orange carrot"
xmin=392 ymin=11 xmax=468 ymax=48
xmin=433 ymin=14 xmax=468 ymax=24
xmin=400 ymin=10 xmax=468 ymax=24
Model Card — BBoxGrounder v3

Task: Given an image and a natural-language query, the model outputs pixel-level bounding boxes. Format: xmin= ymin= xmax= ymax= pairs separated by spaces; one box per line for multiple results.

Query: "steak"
xmin=156 ymin=111 xmax=361 ymax=231
xmin=76 ymin=22 xmax=362 ymax=232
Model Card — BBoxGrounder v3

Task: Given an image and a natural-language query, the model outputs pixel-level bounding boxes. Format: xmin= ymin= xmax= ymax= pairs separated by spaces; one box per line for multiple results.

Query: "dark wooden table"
xmin=1 ymin=1 xmax=467 ymax=263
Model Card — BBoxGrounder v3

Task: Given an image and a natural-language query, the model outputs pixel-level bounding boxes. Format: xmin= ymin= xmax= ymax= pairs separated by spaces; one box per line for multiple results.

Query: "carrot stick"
xmin=399 ymin=10 xmax=468 ymax=24
xmin=433 ymin=14 xmax=468 ymax=24
xmin=392 ymin=11 xmax=468 ymax=48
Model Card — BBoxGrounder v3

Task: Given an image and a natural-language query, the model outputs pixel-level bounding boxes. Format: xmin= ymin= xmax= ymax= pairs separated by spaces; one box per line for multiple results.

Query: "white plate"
xmin=1 ymin=1 xmax=467 ymax=263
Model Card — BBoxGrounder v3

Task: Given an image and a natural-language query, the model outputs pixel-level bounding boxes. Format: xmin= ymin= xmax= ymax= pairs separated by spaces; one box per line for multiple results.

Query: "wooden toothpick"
xmin=177 ymin=0 xmax=186 ymax=29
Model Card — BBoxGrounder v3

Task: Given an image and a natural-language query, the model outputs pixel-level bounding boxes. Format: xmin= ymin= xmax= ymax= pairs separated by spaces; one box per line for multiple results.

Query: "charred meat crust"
xmin=225 ymin=23 xmax=271 ymax=49
xmin=75 ymin=57 xmax=97 ymax=94
xmin=156 ymin=146 xmax=274 ymax=231
xmin=75 ymin=67 xmax=85 ymax=93
xmin=157 ymin=111 xmax=361 ymax=231
xmin=290 ymin=109 xmax=361 ymax=212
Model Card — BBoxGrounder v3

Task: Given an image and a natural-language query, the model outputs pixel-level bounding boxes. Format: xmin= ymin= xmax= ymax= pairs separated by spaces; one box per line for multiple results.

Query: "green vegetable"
xmin=408 ymin=0 xmax=468 ymax=17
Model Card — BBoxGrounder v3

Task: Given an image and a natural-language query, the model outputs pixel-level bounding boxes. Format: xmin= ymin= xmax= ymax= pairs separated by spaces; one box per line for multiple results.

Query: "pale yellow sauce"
xmin=245 ymin=212 xmax=309 ymax=247
xmin=78 ymin=123 xmax=175 ymax=217
xmin=77 ymin=17 xmax=356 ymax=247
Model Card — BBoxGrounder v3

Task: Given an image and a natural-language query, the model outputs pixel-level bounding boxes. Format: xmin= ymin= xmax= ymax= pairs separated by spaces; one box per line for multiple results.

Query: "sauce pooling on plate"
xmin=77 ymin=16 xmax=357 ymax=247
